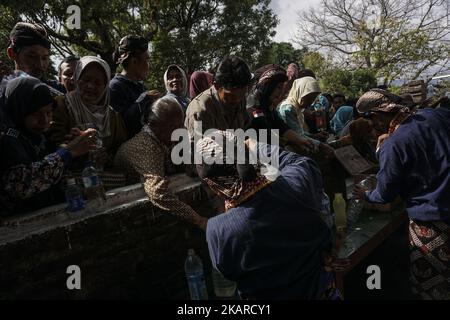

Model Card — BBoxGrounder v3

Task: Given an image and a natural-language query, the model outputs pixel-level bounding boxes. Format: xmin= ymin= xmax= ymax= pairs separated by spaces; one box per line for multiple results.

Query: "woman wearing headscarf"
xmin=51 ymin=56 xmax=127 ymax=169
xmin=0 ymin=77 xmax=97 ymax=216
xmin=246 ymin=64 xmax=313 ymax=153
xmin=277 ymin=76 xmax=321 ymax=138
xmin=110 ymin=35 xmax=161 ymax=138
xmin=163 ymin=65 xmax=190 ymax=111
xmin=196 ymin=131 xmax=340 ymax=300
xmin=330 ymin=105 xmax=354 ymax=138
xmin=188 ymin=71 xmax=213 ymax=100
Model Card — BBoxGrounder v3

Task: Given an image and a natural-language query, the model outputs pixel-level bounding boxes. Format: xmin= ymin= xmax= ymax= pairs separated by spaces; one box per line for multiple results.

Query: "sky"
xmin=269 ymin=0 xmax=322 ymax=44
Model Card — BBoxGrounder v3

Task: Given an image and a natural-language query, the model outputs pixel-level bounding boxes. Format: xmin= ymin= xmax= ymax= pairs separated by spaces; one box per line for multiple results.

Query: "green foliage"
xmin=259 ymin=42 xmax=308 ymax=68
xmin=0 ymin=0 xmax=278 ymax=90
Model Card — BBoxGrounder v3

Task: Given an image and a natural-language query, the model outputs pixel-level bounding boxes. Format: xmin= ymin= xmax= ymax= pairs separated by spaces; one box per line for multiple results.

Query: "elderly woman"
xmin=246 ymin=64 xmax=313 ymax=153
xmin=354 ymin=89 xmax=450 ymax=300
xmin=0 ymin=77 xmax=97 ymax=216
xmin=188 ymin=71 xmax=213 ymax=100
xmin=50 ymin=56 xmax=127 ymax=169
xmin=110 ymin=36 xmax=161 ymax=138
xmin=164 ymin=65 xmax=190 ymax=111
xmin=196 ymin=131 xmax=339 ymax=299
xmin=114 ymin=96 xmax=208 ymax=230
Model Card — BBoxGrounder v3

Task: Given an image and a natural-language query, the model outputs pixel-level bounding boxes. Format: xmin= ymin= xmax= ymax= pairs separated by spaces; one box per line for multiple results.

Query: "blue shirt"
xmin=206 ymin=144 xmax=332 ymax=299
xmin=109 ymin=74 xmax=150 ymax=138
xmin=365 ymin=108 xmax=450 ymax=222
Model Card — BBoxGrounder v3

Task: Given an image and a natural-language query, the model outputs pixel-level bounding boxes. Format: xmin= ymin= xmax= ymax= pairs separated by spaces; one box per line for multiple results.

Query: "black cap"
xmin=113 ymin=35 xmax=149 ymax=65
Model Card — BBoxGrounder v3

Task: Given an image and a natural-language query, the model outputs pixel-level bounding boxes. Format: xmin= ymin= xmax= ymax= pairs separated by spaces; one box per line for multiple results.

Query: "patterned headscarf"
xmin=356 ymin=89 xmax=408 ymax=114
xmin=196 ymin=131 xmax=273 ymax=211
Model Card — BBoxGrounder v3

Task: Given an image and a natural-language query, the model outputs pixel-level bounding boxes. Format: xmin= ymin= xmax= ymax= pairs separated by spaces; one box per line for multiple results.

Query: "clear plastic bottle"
xmin=82 ymin=161 xmax=106 ymax=212
xmin=348 ymin=178 xmax=373 ymax=227
xmin=85 ymin=123 xmax=104 ymax=172
xmin=211 ymin=267 xmax=236 ymax=298
xmin=185 ymin=249 xmax=208 ymax=300
xmin=333 ymin=193 xmax=347 ymax=231
xmin=65 ymin=178 xmax=85 ymax=214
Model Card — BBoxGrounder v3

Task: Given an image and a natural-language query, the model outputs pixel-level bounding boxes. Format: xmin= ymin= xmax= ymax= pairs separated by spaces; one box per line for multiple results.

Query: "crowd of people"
xmin=0 ymin=22 xmax=449 ymax=300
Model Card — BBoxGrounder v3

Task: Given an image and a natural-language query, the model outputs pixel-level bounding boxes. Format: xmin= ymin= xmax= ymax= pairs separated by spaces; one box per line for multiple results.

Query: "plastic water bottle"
xmin=211 ymin=267 xmax=237 ymax=298
xmin=185 ymin=249 xmax=208 ymax=300
xmin=333 ymin=193 xmax=347 ymax=231
xmin=82 ymin=161 xmax=106 ymax=212
xmin=319 ymin=191 xmax=335 ymax=230
xmin=347 ymin=178 xmax=372 ymax=229
xmin=65 ymin=178 xmax=85 ymax=213
xmin=85 ymin=123 xmax=104 ymax=172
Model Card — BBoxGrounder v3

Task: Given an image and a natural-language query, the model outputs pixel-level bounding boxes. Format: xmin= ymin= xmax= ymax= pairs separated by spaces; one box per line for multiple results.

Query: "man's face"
xmin=333 ymin=96 xmax=345 ymax=110
xmin=370 ymin=112 xmax=395 ymax=136
xmin=24 ymin=103 xmax=53 ymax=135
xmin=216 ymin=85 xmax=248 ymax=108
xmin=133 ymin=50 xmax=150 ymax=81
xmin=167 ymin=68 xmax=183 ymax=96
xmin=8 ymin=45 xmax=50 ymax=79
xmin=59 ymin=61 xmax=77 ymax=92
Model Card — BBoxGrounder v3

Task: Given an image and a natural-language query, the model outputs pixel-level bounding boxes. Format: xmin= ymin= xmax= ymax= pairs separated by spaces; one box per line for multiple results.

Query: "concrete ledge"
xmin=0 ymin=174 xmax=214 ymax=299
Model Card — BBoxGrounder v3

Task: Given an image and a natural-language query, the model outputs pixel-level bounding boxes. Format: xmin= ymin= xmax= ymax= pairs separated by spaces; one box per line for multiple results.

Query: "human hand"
xmin=148 ymin=89 xmax=161 ymax=100
xmin=65 ymin=128 xmax=98 ymax=158
xmin=64 ymin=127 xmax=82 ymax=144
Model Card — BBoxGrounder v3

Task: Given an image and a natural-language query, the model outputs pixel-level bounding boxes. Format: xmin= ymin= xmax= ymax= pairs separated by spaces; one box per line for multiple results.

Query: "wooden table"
xmin=334 ymin=207 xmax=408 ymax=295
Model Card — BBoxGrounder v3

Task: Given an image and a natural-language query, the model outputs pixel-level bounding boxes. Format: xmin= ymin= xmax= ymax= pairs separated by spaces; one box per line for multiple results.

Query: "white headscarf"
xmin=65 ymin=56 xmax=112 ymax=137
xmin=283 ymin=76 xmax=321 ymax=110
xmin=163 ymin=64 xmax=188 ymax=98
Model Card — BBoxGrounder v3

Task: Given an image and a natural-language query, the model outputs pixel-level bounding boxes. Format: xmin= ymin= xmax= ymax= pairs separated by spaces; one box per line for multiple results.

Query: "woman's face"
xmin=167 ymin=68 xmax=183 ymax=96
xmin=269 ymin=82 xmax=285 ymax=109
xmin=299 ymin=92 xmax=319 ymax=109
xmin=78 ymin=63 xmax=107 ymax=105
xmin=24 ymin=103 xmax=53 ymax=135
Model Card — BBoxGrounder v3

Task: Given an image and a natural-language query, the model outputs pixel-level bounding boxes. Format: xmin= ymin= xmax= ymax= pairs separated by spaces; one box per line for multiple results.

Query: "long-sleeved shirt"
xmin=113 ymin=127 xmax=202 ymax=225
xmin=206 ymin=143 xmax=332 ymax=299
xmin=184 ymin=87 xmax=249 ymax=139
xmin=365 ymin=107 xmax=450 ymax=222
xmin=109 ymin=74 xmax=151 ymax=138
xmin=0 ymin=128 xmax=71 ymax=216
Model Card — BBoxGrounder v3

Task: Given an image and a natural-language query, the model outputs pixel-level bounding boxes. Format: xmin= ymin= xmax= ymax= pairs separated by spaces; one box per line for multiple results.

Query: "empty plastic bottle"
xmin=185 ymin=249 xmax=208 ymax=300
xmin=82 ymin=161 xmax=106 ymax=212
xmin=65 ymin=178 xmax=85 ymax=214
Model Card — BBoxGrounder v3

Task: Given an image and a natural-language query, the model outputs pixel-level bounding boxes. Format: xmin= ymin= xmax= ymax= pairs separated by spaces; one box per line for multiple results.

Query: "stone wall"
xmin=0 ymin=174 xmax=215 ymax=299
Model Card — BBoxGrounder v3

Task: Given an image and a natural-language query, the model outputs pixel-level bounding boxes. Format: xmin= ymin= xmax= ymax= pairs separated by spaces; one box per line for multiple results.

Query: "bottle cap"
xmin=188 ymin=249 xmax=195 ymax=256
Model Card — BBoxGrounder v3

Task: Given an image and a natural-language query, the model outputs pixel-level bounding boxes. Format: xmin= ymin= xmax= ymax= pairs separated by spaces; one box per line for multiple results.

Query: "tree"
xmin=259 ymin=42 xmax=308 ymax=68
xmin=301 ymin=51 xmax=377 ymax=100
xmin=295 ymin=0 xmax=450 ymax=85
xmin=0 ymin=0 xmax=278 ymax=90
